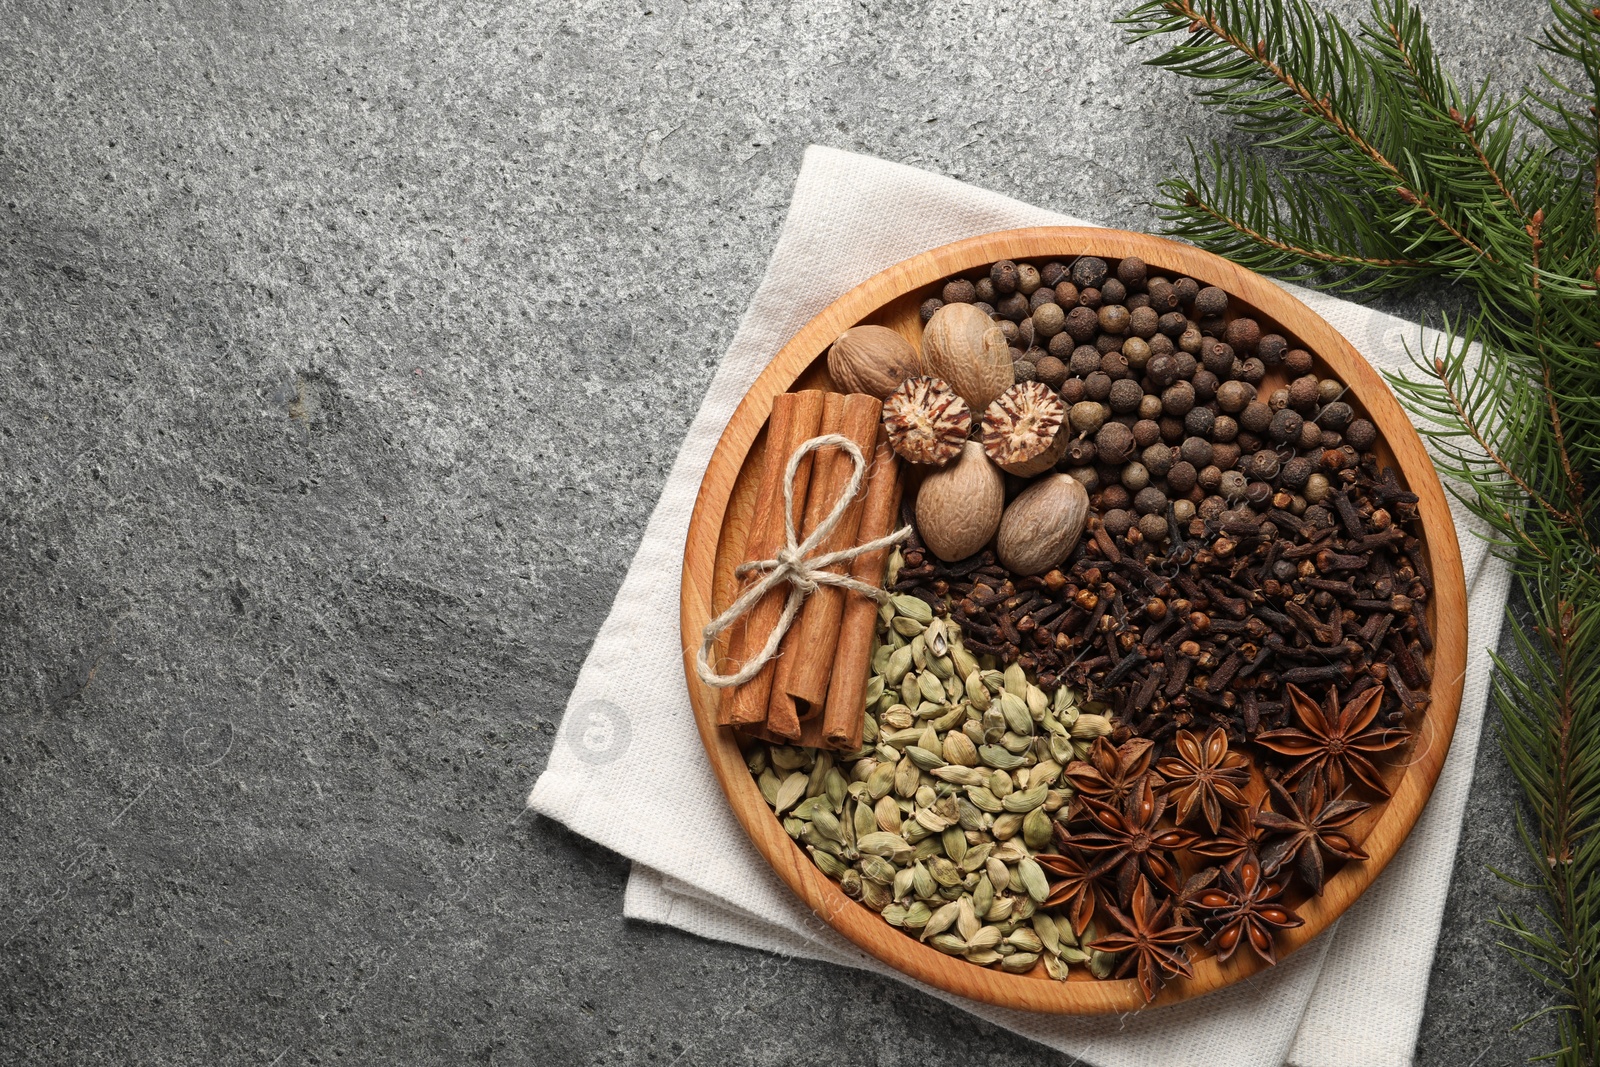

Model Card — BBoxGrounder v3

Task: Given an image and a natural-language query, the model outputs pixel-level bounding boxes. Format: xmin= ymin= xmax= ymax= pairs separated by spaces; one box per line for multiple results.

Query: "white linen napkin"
xmin=528 ymin=145 xmax=1513 ymax=1067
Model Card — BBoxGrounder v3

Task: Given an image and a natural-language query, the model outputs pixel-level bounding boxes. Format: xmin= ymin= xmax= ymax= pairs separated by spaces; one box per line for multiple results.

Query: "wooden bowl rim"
xmin=679 ymin=226 xmax=1468 ymax=1014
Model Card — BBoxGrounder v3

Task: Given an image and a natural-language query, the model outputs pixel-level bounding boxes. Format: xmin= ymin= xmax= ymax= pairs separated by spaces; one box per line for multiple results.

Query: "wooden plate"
xmin=679 ymin=227 xmax=1467 ymax=1013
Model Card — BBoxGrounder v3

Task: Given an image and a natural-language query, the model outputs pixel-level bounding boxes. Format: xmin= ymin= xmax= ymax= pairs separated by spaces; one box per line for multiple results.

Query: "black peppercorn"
xmin=1071 ymin=256 xmax=1108 ymax=289
xmin=991 ymin=260 xmax=1020 ymax=296
xmin=920 ymin=297 xmax=944 ymax=323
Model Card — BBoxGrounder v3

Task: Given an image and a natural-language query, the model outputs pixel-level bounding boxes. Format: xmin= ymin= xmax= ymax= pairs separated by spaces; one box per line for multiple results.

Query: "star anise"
xmin=1089 ymin=874 xmax=1202 ymax=1002
xmin=1196 ymin=856 xmax=1304 ymax=965
xmin=1036 ymin=832 xmax=1100 ymax=935
xmin=1154 ymin=726 xmax=1250 ymax=834
xmin=1255 ymin=684 xmax=1410 ymax=797
xmin=1255 ymin=776 xmax=1371 ymax=894
xmin=1188 ymin=791 xmax=1271 ymax=873
xmin=1063 ymin=736 xmax=1162 ymax=811
xmin=1168 ymin=866 xmax=1222 ymax=929
xmin=1070 ymin=778 xmax=1200 ymax=905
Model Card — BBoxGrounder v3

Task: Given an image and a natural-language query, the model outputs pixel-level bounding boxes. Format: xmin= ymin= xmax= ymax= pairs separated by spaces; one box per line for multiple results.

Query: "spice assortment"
xmin=722 ymin=251 xmax=1435 ymax=1003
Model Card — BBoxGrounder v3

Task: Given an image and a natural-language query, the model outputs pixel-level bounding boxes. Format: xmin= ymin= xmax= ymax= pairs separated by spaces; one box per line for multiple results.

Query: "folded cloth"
xmin=528 ymin=145 xmax=1512 ymax=1067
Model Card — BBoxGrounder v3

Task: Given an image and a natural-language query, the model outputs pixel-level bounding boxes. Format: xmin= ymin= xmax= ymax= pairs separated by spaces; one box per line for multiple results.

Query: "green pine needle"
xmin=1120 ymin=0 xmax=1600 ymax=1060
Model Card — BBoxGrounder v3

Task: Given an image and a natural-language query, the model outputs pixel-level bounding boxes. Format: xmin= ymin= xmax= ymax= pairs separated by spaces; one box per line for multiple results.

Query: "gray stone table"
xmin=0 ymin=0 xmax=1557 ymax=1063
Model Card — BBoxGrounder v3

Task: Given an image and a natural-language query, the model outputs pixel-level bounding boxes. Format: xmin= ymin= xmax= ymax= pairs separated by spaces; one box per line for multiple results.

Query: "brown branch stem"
xmin=1180 ymin=191 xmax=1425 ymax=268
xmin=1526 ymin=210 xmax=1586 ymax=510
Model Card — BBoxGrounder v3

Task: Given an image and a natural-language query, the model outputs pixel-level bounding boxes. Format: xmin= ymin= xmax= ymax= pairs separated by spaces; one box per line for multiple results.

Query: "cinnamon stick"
xmin=766 ymin=393 xmax=847 ymax=740
xmin=716 ymin=389 xmax=826 ymax=727
xmin=781 ymin=393 xmax=884 ymax=718
xmin=823 ymin=432 xmax=903 ymax=750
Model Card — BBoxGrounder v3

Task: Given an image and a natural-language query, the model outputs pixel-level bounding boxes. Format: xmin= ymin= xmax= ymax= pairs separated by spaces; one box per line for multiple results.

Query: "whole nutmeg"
xmin=916 ymin=441 xmax=1006 ymax=561
xmin=995 ymin=474 xmax=1090 ymax=575
xmin=922 ymin=302 xmax=1015 ymax=412
xmin=827 ymin=324 xmax=924 ymax=399
xmin=982 ymin=381 xmax=1070 ymax=476
xmin=882 ymin=376 xmax=973 ymax=466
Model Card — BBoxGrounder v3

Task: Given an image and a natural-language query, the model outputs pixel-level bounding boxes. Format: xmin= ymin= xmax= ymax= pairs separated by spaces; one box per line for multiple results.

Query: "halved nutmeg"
xmin=882 ymin=376 xmax=972 ymax=466
xmin=980 ymin=381 xmax=1069 ymax=476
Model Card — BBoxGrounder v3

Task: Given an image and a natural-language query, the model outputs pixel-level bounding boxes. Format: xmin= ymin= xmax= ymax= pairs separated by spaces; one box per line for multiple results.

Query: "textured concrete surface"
xmin=0 ymin=1 xmax=1563 ymax=1063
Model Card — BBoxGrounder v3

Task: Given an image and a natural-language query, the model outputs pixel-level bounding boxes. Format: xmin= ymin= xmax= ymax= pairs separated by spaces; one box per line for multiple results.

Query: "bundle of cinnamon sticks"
xmin=714 ymin=389 xmax=903 ymax=750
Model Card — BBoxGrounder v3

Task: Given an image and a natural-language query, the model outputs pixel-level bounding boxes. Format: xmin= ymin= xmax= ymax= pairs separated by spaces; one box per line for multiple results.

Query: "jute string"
xmin=694 ymin=434 xmax=913 ymax=689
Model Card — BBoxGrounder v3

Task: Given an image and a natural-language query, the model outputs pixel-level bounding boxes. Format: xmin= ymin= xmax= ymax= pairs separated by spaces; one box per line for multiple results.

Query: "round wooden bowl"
xmin=679 ymin=227 xmax=1467 ymax=1013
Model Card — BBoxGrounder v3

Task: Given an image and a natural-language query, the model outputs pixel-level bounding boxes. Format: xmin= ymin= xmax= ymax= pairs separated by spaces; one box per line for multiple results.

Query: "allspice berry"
xmin=1258 ymin=333 xmax=1288 ymax=365
xmin=1098 ymin=304 xmax=1131 ymax=335
xmin=1198 ymin=464 xmax=1224 ymax=492
xmin=1101 ymin=279 xmax=1128 ymax=306
xmin=1180 ymin=436 xmax=1214 ymax=468
xmin=1069 ymin=400 xmax=1107 ymax=435
xmin=1055 ymin=281 xmax=1080 ymax=307
xmin=1173 ymin=277 xmax=1200 ymax=306
xmin=1185 ymin=406 xmax=1216 ymax=438
xmin=1109 ymin=378 xmax=1144 ymax=413
xmin=943 ymin=279 xmax=976 ymax=304
xmin=1117 ymin=256 xmax=1148 ymax=288
xmin=1142 ymin=442 xmax=1174 ymax=476
xmin=1080 ymin=288 xmax=1103 ymax=310
xmin=1202 ymin=341 xmax=1236 ymax=378
xmin=1147 ymin=277 xmax=1178 ymax=313
xmin=1146 ymin=353 xmax=1178 ymax=389
xmin=1129 ymin=305 xmax=1160 ymax=339
xmin=1219 ymin=469 xmax=1248 ymax=500
xmin=1085 ymin=371 xmax=1113 ymax=402
xmin=1102 ymin=508 xmax=1134 ymax=536
xmin=1030 ymin=287 xmax=1057 ymax=311
xmin=1122 ymin=461 xmax=1151 ymax=492
xmin=1071 ymin=256 xmax=1108 ymax=289
xmin=1297 ymin=420 xmax=1324 ymax=451
xmin=920 ymin=297 xmax=944 ymax=323
xmin=1280 ymin=456 xmax=1314 ymax=488
xmin=997 ymin=292 xmax=1030 ymax=323
xmin=1064 ymin=306 xmax=1100 ymax=342
xmin=1101 ymin=484 xmax=1133 ymax=512
xmin=1268 ymin=408 xmax=1304 ymax=443
xmin=1138 ymin=393 xmax=1163 ymax=421
xmin=1069 ymin=345 xmax=1101 ymax=377
xmin=1122 ymin=336 xmax=1151 ymax=370
xmin=1191 ymin=369 xmax=1219 ymax=403
xmin=1284 ymin=348 xmax=1314 ymax=376
xmin=1041 ymin=262 xmax=1068 ymax=287
xmin=1133 ymin=419 xmax=1162 ymax=448
xmin=1016 ymin=263 xmax=1042 ymax=295
xmin=1032 ymin=302 xmax=1066 ymax=339
xmin=1346 ymin=418 xmax=1378 ymax=451
xmin=1288 ymin=375 xmax=1321 ymax=412
xmin=1162 ymin=380 xmax=1196 ymax=417
xmin=1059 ymin=377 xmax=1086 ymax=404
xmin=1157 ymin=311 xmax=1188 ymax=337
xmin=1225 ymin=316 xmax=1261 ymax=353
xmin=1137 ymin=513 xmax=1170 ymax=541
xmin=1035 ymin=355 xmax=1069 ymax=391
xmin=1212 ymin=442 xmax=1241 ymax=470
xmin=1193 ymin=286 xmax=1228 ymax=318
xmin=1134 ymin=486 xmax=1168 ymax=515
xmin=1248 ymin=449 xmax=1280 ymax=481
xmin=1216 ymin=380 xmax=1254 ymax=414
xmin=1240 ymin=400 xmax=1272 ymax=433
xmin=1167 ymin=460 xmax=1198 ymax=494
xmin=1304 ymin=472 xmax=1331 ymax=504
xmin=1096 ymin=421 xmax=1137 ymax=464
xmin=992 ymin=260 xmax=1020 ymax=296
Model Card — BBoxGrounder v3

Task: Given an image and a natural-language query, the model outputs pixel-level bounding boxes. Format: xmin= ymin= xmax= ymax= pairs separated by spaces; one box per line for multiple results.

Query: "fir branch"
xmin=1121 ymin=0 xmax=1600 ymax=1059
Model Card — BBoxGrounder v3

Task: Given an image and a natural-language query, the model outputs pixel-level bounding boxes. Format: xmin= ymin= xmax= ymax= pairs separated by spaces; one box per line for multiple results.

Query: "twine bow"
xmin=695 ymin=433 xmax=912 ymax=689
